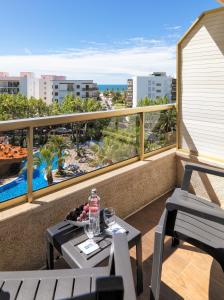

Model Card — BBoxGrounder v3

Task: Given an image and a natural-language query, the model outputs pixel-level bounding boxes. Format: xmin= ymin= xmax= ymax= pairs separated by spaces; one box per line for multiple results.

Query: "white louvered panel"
xmin=181 ymin=122 xmax=224 ymax=157
xmin=180 ymin=9 xmax=224 ymax=158
xmin=182 ymin=93 xmax=224 ymax=99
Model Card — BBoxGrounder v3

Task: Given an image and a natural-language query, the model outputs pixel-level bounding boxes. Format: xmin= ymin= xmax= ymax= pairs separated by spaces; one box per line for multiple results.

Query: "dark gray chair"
xmin=0 ymin=233 xmax=136 ymax=300
xmin=150 ymin=163 xmax=224 ymax=300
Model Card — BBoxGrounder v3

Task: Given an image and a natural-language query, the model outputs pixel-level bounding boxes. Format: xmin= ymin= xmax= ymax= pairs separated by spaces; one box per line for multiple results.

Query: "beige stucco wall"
xmin=0 ymin=149 xmax=176 ymax=271
xmin=176 ymin=151 xmax=224 ymax=207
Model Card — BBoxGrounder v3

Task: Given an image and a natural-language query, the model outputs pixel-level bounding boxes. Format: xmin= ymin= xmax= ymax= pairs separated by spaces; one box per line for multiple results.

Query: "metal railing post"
xmin=27 ymin=126 xmax=33 ymax=203
xmin=139 ymin=112 xmax=145 ymax=161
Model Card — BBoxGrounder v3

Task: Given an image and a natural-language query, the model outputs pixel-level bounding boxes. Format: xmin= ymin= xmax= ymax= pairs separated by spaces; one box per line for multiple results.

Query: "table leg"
xmin=46 ymin=240 xmax=54 ymax=270
xmin=136 ymin=235 xmax=143 ymax=295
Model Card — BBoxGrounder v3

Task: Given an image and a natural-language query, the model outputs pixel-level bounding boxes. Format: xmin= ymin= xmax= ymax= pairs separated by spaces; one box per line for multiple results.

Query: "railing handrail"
xmin=0 ymin=104 xmax=175 ymax=131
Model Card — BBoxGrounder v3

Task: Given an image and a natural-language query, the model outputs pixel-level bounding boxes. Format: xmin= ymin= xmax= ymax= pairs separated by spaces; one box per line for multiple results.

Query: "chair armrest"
xmin=182 ymin=163 xmax=224 ymax=191
xmin=111 ymin=233 xmax=136 ymax=300
xmin=166 ymin=197 xmax=224 ymax=225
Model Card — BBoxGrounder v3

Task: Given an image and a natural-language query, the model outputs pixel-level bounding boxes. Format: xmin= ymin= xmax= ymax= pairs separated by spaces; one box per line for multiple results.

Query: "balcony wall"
xmin=0 ymin=148 xmax=176 ymax=271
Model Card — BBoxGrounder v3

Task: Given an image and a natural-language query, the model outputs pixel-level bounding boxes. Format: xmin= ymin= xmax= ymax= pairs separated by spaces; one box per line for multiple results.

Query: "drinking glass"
xmin=84 ymin=221 xmax=96 ymax=242
xmin=103 ymin=207 xmax=116 ymax=228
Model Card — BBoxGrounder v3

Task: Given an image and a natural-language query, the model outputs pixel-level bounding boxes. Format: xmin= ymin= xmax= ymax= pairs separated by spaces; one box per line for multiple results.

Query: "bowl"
xmin=68 ymin=220 xmax=89 ymax=227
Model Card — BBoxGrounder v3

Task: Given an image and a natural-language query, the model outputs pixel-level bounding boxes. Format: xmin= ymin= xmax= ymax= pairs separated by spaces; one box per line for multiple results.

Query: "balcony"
xmin=1 ymin=6 xmax=224 ymax=300
xmin=1 ymin=145 xmax=224 ymax=299
xmin=82 ymin=87 xmax=98 ymax=91
xmin=0 ymin=102 xmax=223 ymax=299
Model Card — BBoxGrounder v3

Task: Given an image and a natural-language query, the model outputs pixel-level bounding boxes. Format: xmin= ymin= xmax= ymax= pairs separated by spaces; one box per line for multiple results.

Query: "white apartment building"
xmin=0 ymin=72 xmax=99 ymax=104
xmin=39 ymin=75 xmax=66 ymax=105
xmin=52 ymin=80 xmax=99 ymax=104
xmin=132 ymin=72 xmax=175 ymax=107
xmin=0 ymin=72 xmax=39 ymax=98
xmin=39 ymin=75 xmax=99 ymax=104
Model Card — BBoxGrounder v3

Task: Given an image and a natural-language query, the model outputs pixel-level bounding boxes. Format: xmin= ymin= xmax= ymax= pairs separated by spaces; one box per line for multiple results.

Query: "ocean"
xmin=98 ymin=84 xmax=127 ymax=92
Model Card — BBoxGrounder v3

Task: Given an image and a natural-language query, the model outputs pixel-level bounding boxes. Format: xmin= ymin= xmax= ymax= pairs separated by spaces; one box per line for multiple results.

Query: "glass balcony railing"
xmin=0 ymin=104 xmax=176 ymax=208
xmin=144 ymin=109 xmax=176 ymax=153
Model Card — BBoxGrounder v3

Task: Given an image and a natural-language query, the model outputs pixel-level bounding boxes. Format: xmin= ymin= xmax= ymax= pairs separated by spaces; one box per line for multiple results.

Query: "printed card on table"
xmin=78 ymin=240 xmax=99 ymax=255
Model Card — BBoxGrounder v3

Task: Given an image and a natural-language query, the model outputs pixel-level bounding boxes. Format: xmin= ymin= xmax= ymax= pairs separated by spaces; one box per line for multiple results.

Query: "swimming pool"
xmin=0 ymin=154 xmax=58 ymax=203
xmin=0 ymin=141 xmax=102 ymax=203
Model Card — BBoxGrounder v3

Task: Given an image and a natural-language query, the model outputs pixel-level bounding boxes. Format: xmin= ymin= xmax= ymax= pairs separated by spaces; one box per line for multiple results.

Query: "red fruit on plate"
xmin=82 ymin=211 xmax=87 ymax=216
xmin=84 ymin=205 xmax=89 ymax=212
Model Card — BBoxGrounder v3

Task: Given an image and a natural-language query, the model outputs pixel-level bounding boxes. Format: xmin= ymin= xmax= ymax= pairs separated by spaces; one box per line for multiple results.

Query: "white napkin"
xmin=105 ymin=223 xmax=127 ymax=235
xmin=78 ymin=239 xmax=99 ymax=255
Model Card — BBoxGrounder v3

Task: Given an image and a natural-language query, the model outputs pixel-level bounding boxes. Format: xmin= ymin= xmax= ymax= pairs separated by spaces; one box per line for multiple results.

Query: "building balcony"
xmin=82 ymin=87 xmax=98 ymax=91
xmin=0 ymin=101 xmax=224 ymax=299
xmin=1 ymin=143 xmax=224 ymax=299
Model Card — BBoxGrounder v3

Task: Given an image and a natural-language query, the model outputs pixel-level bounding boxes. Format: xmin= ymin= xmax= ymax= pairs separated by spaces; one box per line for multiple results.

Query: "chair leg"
xmin=149 ymin=229 xmax=166 ymax=300
xmin=171 ymin=237 xmax=179 ymax=247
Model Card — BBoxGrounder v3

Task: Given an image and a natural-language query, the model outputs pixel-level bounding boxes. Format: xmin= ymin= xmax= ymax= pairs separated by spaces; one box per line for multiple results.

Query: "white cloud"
xmin=165 ymin=25 xmax=182 ymax=31
xmin=24 ymin=48 xmax=32 ymax=55
xmin=127 ymin=37 xmax=163 ymax=45
xmin=0 ymin=42 xmax=176 ymax=83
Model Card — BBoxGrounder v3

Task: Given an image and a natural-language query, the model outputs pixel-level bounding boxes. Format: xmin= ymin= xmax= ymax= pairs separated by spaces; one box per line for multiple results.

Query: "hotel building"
xmin=0 ymin=72 xmax=39 ymax=98
xmin=132 ymin=72 xmax=176 ymax=107
xmin=39 ymin=75 xmax=99 ymax=104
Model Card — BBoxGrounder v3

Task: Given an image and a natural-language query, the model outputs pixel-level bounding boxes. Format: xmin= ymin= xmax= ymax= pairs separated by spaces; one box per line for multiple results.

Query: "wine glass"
xmin=84 ymin=221 xmax=96 ymax=243
xmin=103 ymin=207 xmax=116 ymax=228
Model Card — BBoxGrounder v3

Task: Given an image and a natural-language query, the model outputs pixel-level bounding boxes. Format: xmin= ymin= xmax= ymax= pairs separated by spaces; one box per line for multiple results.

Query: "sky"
xmin=0 ymin=0 xmax=221 ymax=83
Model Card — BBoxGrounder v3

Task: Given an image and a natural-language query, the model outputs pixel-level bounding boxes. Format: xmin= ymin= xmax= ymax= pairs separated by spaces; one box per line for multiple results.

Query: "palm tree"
xmin=49 ymin=135 xmax=70 ymax=174
xmin=33 ymin=145 xmax=55 ymax=185
xmin=61 ymin=96 xmax=103 ymax=157
xmin=91 ymin=134 xmax=137 ymax=167
xmin=153 ymin=108 xmax=176 ymax=134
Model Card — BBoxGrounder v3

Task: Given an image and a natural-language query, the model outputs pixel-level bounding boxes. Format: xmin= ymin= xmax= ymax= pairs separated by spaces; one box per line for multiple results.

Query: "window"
xmin=44 ymin=97 xmax=46 ymax=100
xmin=59 ymin=83 xmax=67 ymax=91
xmin=55 ymin=92 xmax=58 ymax=96
xmin=55 ymin=85 xmax=58 ymax=89
xmin=44 ymin=92 xmax=46 ymax=95
xmin=77 ymin=92 xmax=80 ymax=96
xmin=77 ymin=85 xmax=80 ymax=89
xmin=54 ymin=98 xmax=58 ymax=102
xmin=44 ymin=82 xmax=47 ymax=85
xmin=67 ymin=83 xmax=74 ymax=91
xmin=156 ymin=90 xmax=161 ymax=93
xmin=156 ymin=83 xmax=161 ymax=86
xmin=8 ymin=81 xmax=19 ymax=87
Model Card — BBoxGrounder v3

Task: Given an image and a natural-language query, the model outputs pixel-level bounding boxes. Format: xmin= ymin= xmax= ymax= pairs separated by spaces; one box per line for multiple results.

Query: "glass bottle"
xmin=88 ymin=188 xmax=100 ymax=235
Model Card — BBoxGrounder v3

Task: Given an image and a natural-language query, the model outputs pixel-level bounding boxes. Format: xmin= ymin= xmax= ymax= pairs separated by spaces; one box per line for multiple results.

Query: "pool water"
xmin=0 ymin=154 xmax=58 ymax=203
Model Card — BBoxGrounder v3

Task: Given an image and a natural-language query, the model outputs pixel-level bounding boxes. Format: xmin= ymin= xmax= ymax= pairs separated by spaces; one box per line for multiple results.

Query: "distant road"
xmin=100 ymin=93 xmax=113 ymax=110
